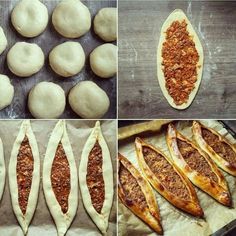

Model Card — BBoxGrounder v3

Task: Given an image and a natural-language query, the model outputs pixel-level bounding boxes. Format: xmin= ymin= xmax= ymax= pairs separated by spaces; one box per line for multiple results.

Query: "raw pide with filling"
xmin=0 ymin=138 xmax=5 ymax=201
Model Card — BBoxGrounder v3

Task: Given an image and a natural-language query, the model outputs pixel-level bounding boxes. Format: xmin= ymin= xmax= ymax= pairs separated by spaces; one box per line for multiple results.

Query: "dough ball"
xmin=11 ymin=0 xmax=48 ymax=38
xmin=90 ymin=43 xmax=117 ymax=78
xmin=49 ymin=41 xmax=85 ymax=77
xmin=28 ymin=82 xmax=65 ymax=119
xmin=94 ymin=8 xmax=117 ymax=42
xmin=52 ymin=0 xmax=91 ymax=38
xmin=0 ymin=74 xmax=14 ymax=110
xmin=0 ymin=27 xmax=7 ymax=55
xmin=7 ymin=42 xmax=44 ymax=77
xmin=68 ymin=81 xmax=110 ymax=118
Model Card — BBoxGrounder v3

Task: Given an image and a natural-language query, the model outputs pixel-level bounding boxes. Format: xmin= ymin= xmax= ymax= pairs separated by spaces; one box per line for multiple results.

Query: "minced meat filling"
xmin=119 ymin=163 xmax=147 ymax=210
xmin=177 ymin=139 xmax=218 ymax=182
xmin=86 ymin=141 xmax=105 ymax=214
xmin=17 ymin=136 xmax=34 ymax=215
xmin=162 ymin=20 xmax=199 ymax=105
xmin=51 ymin=142 xmax=70 ymax=214
xmin=142 ymin=146 xmax=190 ymax=200
xmin=202 ymin=128 xmax=236 ymax=165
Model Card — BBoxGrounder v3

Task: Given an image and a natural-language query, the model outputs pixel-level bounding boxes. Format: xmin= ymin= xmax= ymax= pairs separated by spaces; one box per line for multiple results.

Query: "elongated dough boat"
xmin=135 ymin=137 xmax=203 ymax=217
xmin=0 ymin=138 xmax=6 ymax=201
xmin=118 ymin=153 xmax=163 ymax=234
xmin=167 ymin=124 xmax=231 ymax=206
xmin=193 ymin=121 xmax=236 ymax=176
xmin=43 ymin=120 xmax=78 ymax=236
xmin=79 ymin=121 xmax=113 ymax=235
xmin=157 ymin=9 xmax=204 ymax=109
xmin=9 ymin=120 xmax=40 ymax=235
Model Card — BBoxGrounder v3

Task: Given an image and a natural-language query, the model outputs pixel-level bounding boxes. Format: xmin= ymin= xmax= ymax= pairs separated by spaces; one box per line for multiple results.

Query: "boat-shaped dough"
xmin=167 ymin=124 xmax=231 ymax=206
xmin=193 ymin=121 xmax=236 ymax=176
xmin=79 ymin=121 xmax=113 ymax=235
xmin=135 ymin=137 xmax=203 ymax=217
xmin=157 ymin=9 xmax=204 ymax=109
xmin=0 ymin=138 xmax=6 ymax=201
xmin=43 ymin=120 xmax=78 ymax=236
xmin=9 ymin=120 xmax=40 ymax=235
xmin=118 ymin=153 xmax=163 ymax=234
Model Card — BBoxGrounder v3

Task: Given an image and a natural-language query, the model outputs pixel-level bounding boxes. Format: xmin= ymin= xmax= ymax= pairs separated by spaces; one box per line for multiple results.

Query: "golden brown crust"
xmin=135 ymin=137 xmax=203 ymax=217
xmin=193 ymin=121 xmax=236 ymax=177
xmin=118 ymin=153 xmax=163 ymax=235
xmin=167 ymin=124 xmax=231 ymax=207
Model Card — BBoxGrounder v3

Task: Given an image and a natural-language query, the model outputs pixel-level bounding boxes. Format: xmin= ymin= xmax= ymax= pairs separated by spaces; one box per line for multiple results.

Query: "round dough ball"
xmin=0 ymin=27 xmax=7 ymax=55
xmin=28 ymin=82 xmax=65 ymax=118
xmin=69 ymin=81 xmax=110 ymax=118
xmin=90 ymin=43 xmax=117 ymax=78
xmin=0 ymin=74 xmax=14 ymax=110
xmin=11 ymin=0 xmax=48 ymax=38
xmin=94 ymin=8 xmax=117 ymax=42
xmin=52 ymin=0 xmax=91 ymax=38
xmin=49 ymin=41 xmax=85 ymax=77
xmin=7 ymin=42 xmax=44 ymax=77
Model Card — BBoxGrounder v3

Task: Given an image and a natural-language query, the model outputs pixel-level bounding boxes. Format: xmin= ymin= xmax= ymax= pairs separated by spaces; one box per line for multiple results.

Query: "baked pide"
xmin=79 ymin=121 xmax=113 ymax=235
xmin=9 ymin=120 xmax=40 ymax=235
xmin=157 ymin=9 xmax=203 ymax=109
xmin=0 ymin=138 xmax=6 ymax=201
xmin=193 ymin=121 xmax=236 ymax=176
xmin=118 ymin=153 xmax=163 ymax=234
xmin=135 ymin=137 xmax=203 ymax=217
xmin=43 ymin=120 xmax=78 ymax=236
xmin=167 ymin=124 xmax=231 ymax=206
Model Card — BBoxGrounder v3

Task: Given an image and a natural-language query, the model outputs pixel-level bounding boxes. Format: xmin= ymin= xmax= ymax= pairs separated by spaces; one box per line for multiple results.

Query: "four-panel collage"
xmin=0 ymin=0 xmax=236 ymax=236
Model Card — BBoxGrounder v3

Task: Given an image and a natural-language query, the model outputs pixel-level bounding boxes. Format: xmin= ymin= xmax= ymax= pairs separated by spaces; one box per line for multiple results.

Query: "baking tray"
xmin=0 ymin=0 xmax=117 ymax=119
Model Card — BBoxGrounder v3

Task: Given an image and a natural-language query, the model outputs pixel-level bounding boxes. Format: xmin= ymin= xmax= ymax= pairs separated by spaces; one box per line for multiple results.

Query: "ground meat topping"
xmin=119 ymin=163 xmax=147 ymax=210
xmin=162 ymin=20 xmax=199 ymax=105
xmin=142 ymin=146 xmax=190 ymax=200
xmin=177 ymin=139 xmax=218 ymax=182
xmin=17 ymin=136 xmax=34 ymax=215
xmin=51 ymin=142 xmax=70 ymax=214
xmin=202 ymin=128 xmax=236 ymax=165
xmin=86 ymin=141 xmax=105 ymax=214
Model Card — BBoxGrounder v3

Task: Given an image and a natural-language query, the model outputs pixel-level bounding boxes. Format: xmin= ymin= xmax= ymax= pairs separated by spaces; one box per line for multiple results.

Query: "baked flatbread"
xmin=167 ymin=124 xmax=231 ymax=206
xmin=135 ymin=137 xmax=203 ymax=217
xmin=118 ymin=153 xmax=163 ymax=234
xmin=157 ymin=9 xmax=203 ymax=109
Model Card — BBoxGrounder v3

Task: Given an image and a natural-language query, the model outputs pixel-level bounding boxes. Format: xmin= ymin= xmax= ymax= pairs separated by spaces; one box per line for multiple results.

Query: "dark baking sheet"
xmin=0 ymin=0 xmax=117 ymax=119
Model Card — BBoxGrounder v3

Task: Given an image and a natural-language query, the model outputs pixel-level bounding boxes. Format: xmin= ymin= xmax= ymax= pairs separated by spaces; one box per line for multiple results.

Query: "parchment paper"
xmin=0 ymin=0 xmax=117 ymax=119
xmin=118 ymin=120 xmax=236 ymax=236
xmin=0 ymin=119 xmax=117 ymax=236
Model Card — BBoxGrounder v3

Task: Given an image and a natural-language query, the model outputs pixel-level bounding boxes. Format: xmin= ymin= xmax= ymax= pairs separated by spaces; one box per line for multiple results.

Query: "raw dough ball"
xmin=7 ymin=42 xmax=44 ymax=77
xmin=49 ymin=41 xmax=85 ymax=77
xmin=94 ymin=8 xmax=117 ymax=42
xmin=28 ymin=82 xmax=65 ymax=119
xmin=52 ymin=0 xmax=91 ymax=38
xmin=90 ymin=43 xmax=117 ymax=78
xmin=68 ymin=81 xmax=110 ymax=118
xmin=11 ymin=0 xmax=48 ymax=38
xmin=0 ymin=27 xmax=7 ymax=55
xmin=0 ymin=74 xmax=14 ymax=110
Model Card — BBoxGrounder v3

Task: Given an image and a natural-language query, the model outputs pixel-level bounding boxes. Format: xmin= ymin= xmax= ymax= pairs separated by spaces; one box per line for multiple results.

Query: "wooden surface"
xmin=118 ymin=1 xmax=236 ymax=119
xmin=0 ymin=0 xmax=117 ymax=119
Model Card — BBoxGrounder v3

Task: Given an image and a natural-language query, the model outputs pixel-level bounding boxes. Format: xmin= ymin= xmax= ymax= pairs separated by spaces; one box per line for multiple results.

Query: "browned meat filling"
xmin=17 ymin=136 xmax=34 ymax=215
xmin=162 ymin=20 xmax=199 ymax=105
xmin=119 ymin=163 xmax=147 ymax=210
xmin=177 ymin=139 xmax=218 ymax=182
xmin=202 ymin=128 xmax=236 ymax=166
xmin=143 ymin=146 xmax=190 ymax=200
xmin=86 ymin=141 xmax=105 ymax=214
xmin=51 ymin=142 xmax=70 ymax=214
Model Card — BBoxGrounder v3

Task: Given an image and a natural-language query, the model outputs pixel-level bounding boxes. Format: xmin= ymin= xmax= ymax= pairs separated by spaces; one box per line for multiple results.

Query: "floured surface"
xmin=118 ymin=120 xmax=236 ymax=236
xmin=0 ymin=120 xmax=117 ymax=236
xmin=0 ymin=0 xmax=117 ymax=119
